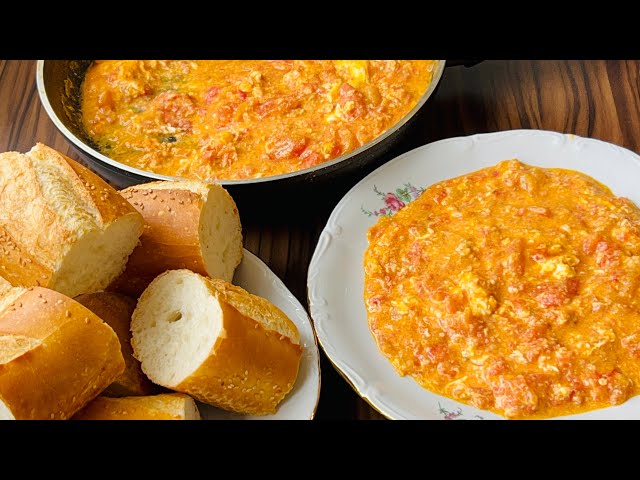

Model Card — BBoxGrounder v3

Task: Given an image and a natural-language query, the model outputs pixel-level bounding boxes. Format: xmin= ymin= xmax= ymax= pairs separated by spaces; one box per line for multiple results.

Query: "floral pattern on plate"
xmin=438 ymin=403 xmax=485 ymax=420
xmin=361 ymin=183 xmax=424 ymax=217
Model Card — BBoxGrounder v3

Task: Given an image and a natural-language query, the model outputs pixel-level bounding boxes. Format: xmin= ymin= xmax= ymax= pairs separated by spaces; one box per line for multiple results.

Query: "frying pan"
xmin=36 ymin=60 xmax=477 ymax=201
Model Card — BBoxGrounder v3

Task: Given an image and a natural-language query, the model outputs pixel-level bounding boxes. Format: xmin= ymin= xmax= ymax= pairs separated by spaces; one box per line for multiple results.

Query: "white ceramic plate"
xmin=308 ymin=129 xmax=640 ymax=420
xmin=199 ymin=249 xmax=320 ymax=420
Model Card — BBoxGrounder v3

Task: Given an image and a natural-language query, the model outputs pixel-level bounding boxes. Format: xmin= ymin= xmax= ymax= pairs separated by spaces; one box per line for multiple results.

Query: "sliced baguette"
xmin=131 ymin=270 xmax=302 ymax=415
xmin=72 ymin=393 xmax=200 ymax=420
xmin=0 ymin=143 xmax=144 ymax=298
xmin=0 ymin=286 xmax=125 ymax=420
xmin=75 ymin=292 xmax=158 ymax=397
xmin=110 ymin=180 xmax=242 ymax=297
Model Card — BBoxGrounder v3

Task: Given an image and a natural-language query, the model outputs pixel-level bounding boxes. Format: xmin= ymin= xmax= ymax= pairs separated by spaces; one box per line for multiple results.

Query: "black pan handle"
xmin=445 ymin=59 xmax=483 ymax=68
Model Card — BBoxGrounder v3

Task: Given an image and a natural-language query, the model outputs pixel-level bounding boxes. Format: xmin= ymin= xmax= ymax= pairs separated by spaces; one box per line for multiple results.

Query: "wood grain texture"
xmin=2 ymin=60 xmax=639 ymax=420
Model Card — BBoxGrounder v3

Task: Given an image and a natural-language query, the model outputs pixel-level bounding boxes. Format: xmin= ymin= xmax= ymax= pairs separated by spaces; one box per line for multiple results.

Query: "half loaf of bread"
xmin=0 ymin=286 xmax=125 ymax=419
xmin=75 ymin=292 xmax=157 ymax=397
xmin=72 ymin=393 xmax=200 ymax=420
xmin=0 ymin=143 xmax=144 ymax=298
xmin=131 ymin=270 xmax=302 ymax=415
xmin=111 ymin=180 xmax=243 ymax=297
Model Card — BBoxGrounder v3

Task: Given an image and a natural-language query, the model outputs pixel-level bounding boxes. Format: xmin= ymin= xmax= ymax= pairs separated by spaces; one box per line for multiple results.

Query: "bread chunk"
xmin=131 ymin=270 xmax=302 ymax=415
xmin=111 ymin=180 xmax=242 ymax=296
xmin=0 ymin=144 xmax=144 ymax=297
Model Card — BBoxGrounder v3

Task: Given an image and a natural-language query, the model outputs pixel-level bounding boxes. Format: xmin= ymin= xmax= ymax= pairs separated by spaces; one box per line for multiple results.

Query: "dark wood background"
xmin=2 ymin=60 xmax=639 ymax=419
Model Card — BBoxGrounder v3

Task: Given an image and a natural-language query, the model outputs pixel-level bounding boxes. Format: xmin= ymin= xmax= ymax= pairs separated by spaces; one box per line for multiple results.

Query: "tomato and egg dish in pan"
xmin=81 ymin=60 xmax=436 ymax=181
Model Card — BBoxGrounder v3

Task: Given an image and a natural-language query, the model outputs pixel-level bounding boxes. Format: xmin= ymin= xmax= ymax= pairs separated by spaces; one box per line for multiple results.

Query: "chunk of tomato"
xmin=266 ymin=137 xmax=308 ymax=160
xmin=204 ymin=86 xmax=220 ymax=103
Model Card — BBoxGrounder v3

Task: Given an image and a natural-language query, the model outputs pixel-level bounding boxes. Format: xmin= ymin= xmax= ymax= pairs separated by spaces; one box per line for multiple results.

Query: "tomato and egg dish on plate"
xmin=364 ymin=160 xmax=640 ymax=419
xmin=80 ymin=60 xmax=436 ymax=181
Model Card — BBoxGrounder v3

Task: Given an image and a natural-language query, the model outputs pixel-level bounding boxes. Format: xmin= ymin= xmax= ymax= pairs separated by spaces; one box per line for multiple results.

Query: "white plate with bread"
xmin=0 ymin=144 xmax=320 ymax=420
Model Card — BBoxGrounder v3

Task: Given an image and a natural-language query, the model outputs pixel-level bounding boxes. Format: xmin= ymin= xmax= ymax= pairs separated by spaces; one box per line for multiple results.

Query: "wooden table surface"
xmin=2 ymin=60 xmax=639 ymax=419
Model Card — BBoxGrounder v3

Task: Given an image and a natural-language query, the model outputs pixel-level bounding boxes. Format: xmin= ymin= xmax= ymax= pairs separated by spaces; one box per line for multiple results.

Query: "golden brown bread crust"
xmin=28 ymin=144 xmax=139 ymax=227
xmin=0 ymin=277 xmax=12 ymax=296
xmin=75 ymin=292 xmax=158 ymax=397
xmin=208 ymin=278 xmax=301 ymax=344
xmin=111 ymin=185 xmax=209 ymax=296
xmin=0 ymin=151 xmax=60 ymax=287
xmin=137 ymin=274 xmax=300 ymax=415
xmin=0 ymin=287 xmax=125 ymax=419
xmin=175 ymin=299 xmax=302 ymax=415
xmin=72 ymin=393 xmax=200 ymax=420
xmin=0 ymin=144 xmax=143 ymax=293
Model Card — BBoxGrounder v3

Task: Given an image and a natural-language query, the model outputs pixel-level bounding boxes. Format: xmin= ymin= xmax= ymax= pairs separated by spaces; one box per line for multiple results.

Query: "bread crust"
xmin=72 ymin=393 xmax=200 ymax=420
xmin=75 ymin=292 xmax=157 ymax=397
xmin=176 ymin=299 xmax=302 ymax=415
xmin=0 ymin=144 xmax=143 ymax=295
xmin=113 ymin=186 xmax=207 ymax=295
xmin=132 ymin=271 xmax=302 ymax=415
xmin=208 ymin=278 xmax=301 ymax=344
xmin=29 ymin=144 xmax=140 ymax=227
xmin=0 ymin=287 xmax=125 ymax=419
xmin=112 ymin=181 xmax=242 ymax=296
xmin=0 ymin=277 xmax=12 ymax=296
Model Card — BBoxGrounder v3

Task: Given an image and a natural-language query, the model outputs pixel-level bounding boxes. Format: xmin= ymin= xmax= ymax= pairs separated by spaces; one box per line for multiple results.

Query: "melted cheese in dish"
xmin=81 ymin=60 xmax=435 ymax=181
xmin=364 ymin=160 xmax=640 ymax=419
